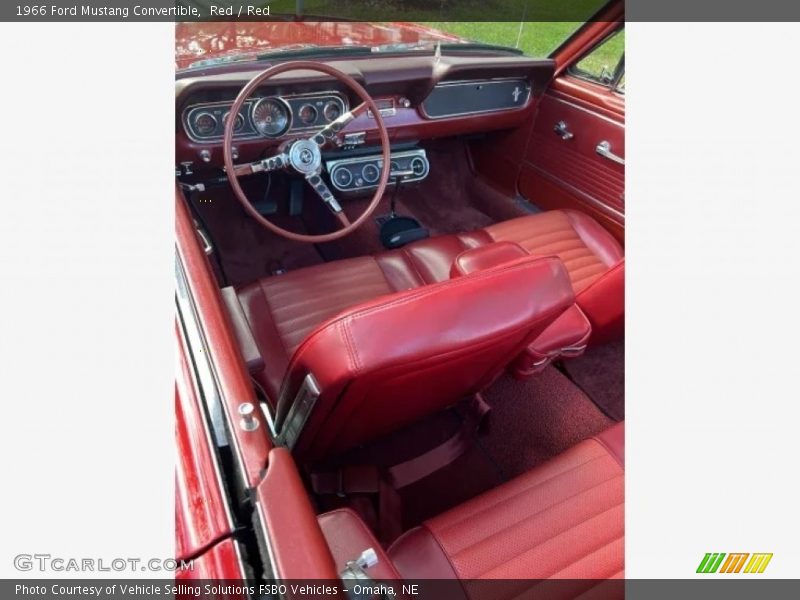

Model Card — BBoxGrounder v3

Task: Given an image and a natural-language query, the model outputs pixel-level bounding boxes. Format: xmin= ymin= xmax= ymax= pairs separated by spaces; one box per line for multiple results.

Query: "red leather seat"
xmin=388 ymin=423 xmax=624 ymax=581
xmin=271 ymin=255 xmax=574 ymax=461
xmin=235 ymin=209 xmax=624 ymax=405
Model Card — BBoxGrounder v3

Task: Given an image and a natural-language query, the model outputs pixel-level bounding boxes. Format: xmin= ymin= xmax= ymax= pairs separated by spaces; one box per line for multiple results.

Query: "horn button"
xmin=288 ymin=139 xmax=322 ymax=175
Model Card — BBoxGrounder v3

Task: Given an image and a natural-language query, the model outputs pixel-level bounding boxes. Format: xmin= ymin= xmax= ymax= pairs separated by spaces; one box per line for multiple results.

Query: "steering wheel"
xmin=222 ymin=61 xmax=391 ymax=243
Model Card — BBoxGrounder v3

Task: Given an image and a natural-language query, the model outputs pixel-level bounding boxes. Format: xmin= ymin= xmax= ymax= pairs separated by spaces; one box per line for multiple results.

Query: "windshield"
xmin=176 ymin=20 xmax=593 ymax=71
xmin=423 ymin=22 xmax=588 ymax=58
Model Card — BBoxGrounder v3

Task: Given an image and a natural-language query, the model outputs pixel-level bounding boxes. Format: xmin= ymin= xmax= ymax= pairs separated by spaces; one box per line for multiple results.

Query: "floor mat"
xmin=478 ymin=367 xmax=615 ymax=479
xmin=562 ymin=340 xmax=625 ymax=421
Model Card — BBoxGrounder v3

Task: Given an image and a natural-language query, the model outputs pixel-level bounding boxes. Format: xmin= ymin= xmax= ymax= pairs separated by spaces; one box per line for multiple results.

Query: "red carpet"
xmin=478 ymin=367 xmax=616 ymax=479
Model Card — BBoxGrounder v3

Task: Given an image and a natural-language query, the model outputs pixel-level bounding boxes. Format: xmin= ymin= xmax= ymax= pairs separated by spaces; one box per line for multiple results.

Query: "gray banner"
xmin=2 ymin=1 xmax=800 ymax=23
xmin=3 ymin=579 xmax=800 ymax=599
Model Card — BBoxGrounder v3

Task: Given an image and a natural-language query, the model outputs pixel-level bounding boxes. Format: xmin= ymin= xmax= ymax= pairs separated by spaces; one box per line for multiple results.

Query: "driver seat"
xmin=235 ymin=254 xmax=575 ymax=461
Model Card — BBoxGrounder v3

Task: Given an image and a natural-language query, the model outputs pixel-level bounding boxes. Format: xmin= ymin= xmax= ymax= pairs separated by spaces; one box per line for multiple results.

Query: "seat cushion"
xmin=388 ymin=423 xmax=624 ymax=580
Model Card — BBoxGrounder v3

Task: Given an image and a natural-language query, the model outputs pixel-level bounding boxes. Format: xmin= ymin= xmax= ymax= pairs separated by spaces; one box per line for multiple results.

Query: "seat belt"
xmin=387 ymin=393 xmax=490 ymax=487
xmin=310 ymin=394 xmax=490 ymax=543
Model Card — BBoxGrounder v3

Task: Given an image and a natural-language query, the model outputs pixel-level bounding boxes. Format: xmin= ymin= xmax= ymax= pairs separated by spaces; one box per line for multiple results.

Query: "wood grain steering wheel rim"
xmin=222 ymin=61 xmax=391 ymax=243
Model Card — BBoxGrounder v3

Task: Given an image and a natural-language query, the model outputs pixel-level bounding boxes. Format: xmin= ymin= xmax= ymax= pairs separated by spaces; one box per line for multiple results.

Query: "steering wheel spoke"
xmin=230 ymin=153 xmax=289 ymax=177
xmin=311 ymin=102 xmax=369 ymax=147
xmin=305 ymin=172 xmax=350 ymax=227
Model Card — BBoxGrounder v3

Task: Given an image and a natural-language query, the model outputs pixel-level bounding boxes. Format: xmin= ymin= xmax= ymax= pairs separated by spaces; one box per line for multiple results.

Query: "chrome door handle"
xmin=596 ymin=141 xmax=625 ymax=165
xmin=554 ymin=121 xmax=574 ymax=140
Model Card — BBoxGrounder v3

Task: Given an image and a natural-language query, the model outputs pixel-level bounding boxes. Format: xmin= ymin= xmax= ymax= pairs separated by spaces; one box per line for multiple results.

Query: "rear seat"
xmin=319 ymin=423 xmax=624 ymax=580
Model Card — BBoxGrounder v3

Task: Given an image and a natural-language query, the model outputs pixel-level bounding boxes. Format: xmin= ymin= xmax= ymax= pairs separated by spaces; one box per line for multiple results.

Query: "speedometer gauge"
xmin=251 ymin=97 xmax=291 ymax=137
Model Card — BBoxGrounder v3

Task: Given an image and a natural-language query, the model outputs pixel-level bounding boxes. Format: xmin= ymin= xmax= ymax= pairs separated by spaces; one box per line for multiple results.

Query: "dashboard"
xmin=175 ymin=54 xmax=555 ymax=172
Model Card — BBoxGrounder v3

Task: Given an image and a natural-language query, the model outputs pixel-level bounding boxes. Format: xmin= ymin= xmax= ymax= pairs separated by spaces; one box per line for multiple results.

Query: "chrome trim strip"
xmin=231 ymin=540 xmax=248 ymax=580
xmin=175 ymin=251 xmax=251 ymax=509
xmin=276 ymin=373 xmax=321 ymax=450
xmin=175 ymin=261 xmax=238 ymax=536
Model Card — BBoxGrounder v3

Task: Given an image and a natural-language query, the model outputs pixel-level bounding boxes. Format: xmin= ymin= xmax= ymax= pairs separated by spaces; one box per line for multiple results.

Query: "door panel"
xmin=519 ymin=77 xmax=624 ymax=242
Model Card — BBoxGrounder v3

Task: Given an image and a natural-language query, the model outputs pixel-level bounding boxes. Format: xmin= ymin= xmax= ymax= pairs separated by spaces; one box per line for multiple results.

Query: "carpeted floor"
xmin=561 ymin=340 xmax=625 ymax=421
xmin=478 ymin=367 xmax=616 ymax=480
xmin=187 ymin=179 xmax=324 ymax=287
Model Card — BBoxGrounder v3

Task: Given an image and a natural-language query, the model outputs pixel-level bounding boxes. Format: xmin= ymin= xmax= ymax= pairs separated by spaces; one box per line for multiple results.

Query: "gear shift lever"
xmin=378 ymin=174 xmax=429 ymax=249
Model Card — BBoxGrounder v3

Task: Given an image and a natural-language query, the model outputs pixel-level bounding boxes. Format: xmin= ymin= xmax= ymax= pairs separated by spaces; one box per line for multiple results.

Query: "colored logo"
xmin=697 ymin=553 xmax=773 ymax=574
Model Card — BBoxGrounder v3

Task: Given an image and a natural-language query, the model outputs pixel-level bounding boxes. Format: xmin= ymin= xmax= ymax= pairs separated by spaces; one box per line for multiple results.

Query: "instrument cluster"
xmin=183 ymin=92 xmax=347 ymax=143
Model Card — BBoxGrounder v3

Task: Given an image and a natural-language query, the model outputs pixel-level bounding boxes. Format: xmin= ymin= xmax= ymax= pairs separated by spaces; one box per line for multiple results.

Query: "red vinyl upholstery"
xmin=511 ymin=304 xmax=593 ymax=377
xmin=237 ymin=257 xmax=400 ymax=404
xmin=483 ymin=210 xmax=624 ymax=343
xmin=275 ymin=256 xmax=574 ymax=461
xmin=388 ymin=422 xmax=624 ymax=581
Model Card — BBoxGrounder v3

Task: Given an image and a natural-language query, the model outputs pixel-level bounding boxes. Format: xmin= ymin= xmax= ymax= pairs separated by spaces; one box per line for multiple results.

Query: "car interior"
xmin=176 ymin=15 xmax=625 ymax=587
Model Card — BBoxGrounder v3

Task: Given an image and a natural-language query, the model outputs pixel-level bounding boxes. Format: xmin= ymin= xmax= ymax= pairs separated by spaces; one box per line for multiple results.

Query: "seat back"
xmin=274 ymin=255 xmax=574 ymax=461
